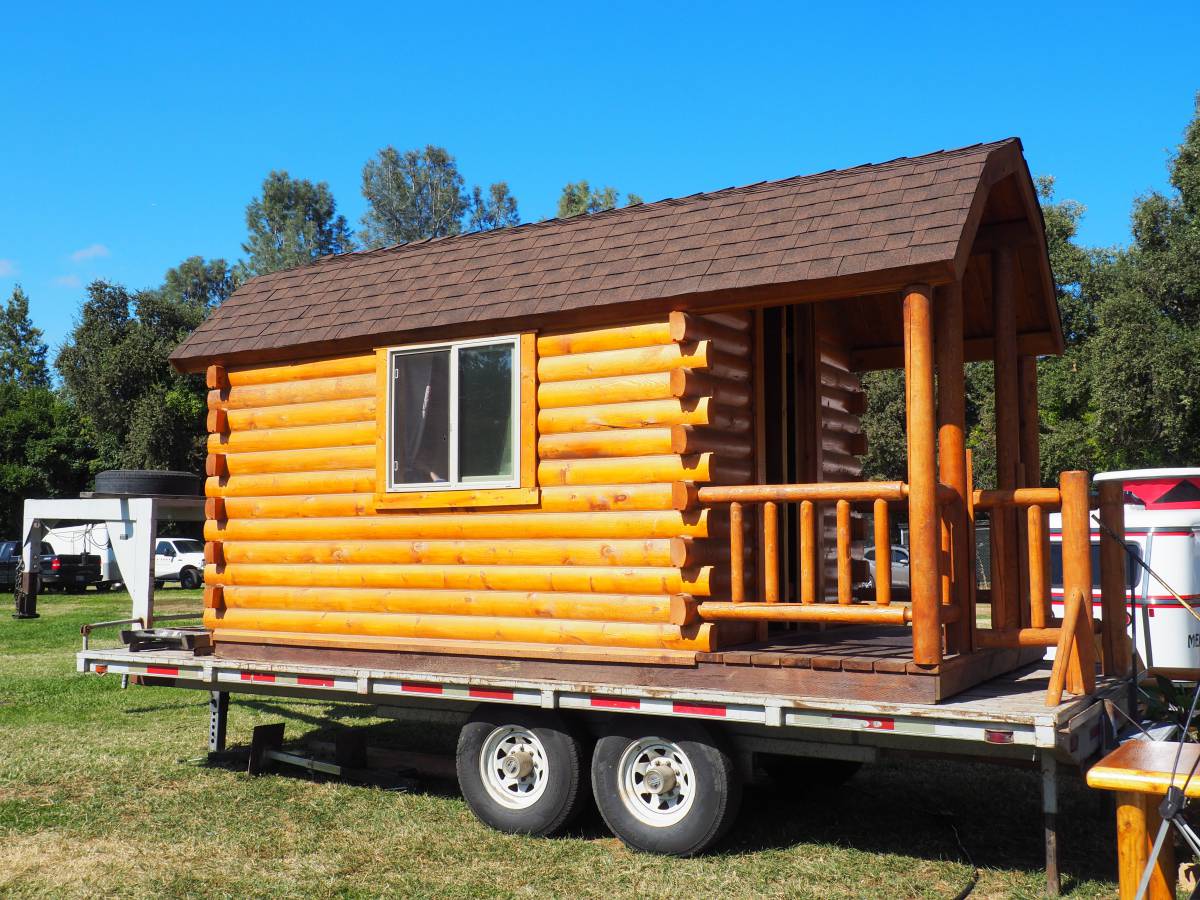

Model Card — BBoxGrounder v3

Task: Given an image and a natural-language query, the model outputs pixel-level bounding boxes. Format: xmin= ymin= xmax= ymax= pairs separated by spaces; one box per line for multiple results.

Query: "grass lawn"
xmin=0 ymin=590 xmax=1121 ymax=898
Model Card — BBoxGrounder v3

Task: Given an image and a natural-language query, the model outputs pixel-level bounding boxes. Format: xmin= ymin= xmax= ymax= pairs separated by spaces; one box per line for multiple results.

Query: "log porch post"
xmin=992 ymin=246 xmax=1022 ymax=631
xmin=904 ymin=284 xmax=942 ymax=668
xmin=935 ymin=282 xmax=971 ymax=653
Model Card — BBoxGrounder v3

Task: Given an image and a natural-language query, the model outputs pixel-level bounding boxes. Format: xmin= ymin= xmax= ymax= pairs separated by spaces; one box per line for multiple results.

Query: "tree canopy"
xmin=468 ymin=182 xmax=521 ymax=232
xmin=556 ymin=181 xmax=643 ymax=218
xmin=0 ymin=285 xmax=49 ymax=388
xmin=359 ymin=145 xmax=470 ymax=247
xmin=238 ymin=171 xmax=355 ymax=278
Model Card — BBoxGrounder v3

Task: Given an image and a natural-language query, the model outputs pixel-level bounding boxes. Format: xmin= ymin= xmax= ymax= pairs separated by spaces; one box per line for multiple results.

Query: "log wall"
xmin=202 ymin=311 xmax=753 ymax=658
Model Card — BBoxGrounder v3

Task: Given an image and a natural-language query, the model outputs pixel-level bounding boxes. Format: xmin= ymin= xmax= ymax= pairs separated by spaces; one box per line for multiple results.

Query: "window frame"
xmin=374 ymin=332 xmax=538 ymax=510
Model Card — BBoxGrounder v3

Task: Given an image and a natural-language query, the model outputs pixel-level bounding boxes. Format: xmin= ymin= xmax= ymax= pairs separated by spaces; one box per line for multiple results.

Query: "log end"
xmin=204 ymin=541 xmax=225 ymax=566
xmin=206 ymin=408 xmax=230 ymax=434
xmin=203 ymin=584 xmax=224 ymax=610
xmin=205 ymin=454 xmax=229 ymax=479
xmin=204 ymin=497 xmax=227 ymax=521
xmin=206 ymin=364 xmax=229 ymax=390
xmin=669 ymin=593 xmax=698 ymax=626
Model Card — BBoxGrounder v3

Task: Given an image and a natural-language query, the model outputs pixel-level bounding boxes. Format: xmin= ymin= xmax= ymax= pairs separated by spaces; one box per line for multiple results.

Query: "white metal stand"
xmin=21 ymin=496 xmax=205 ymax=627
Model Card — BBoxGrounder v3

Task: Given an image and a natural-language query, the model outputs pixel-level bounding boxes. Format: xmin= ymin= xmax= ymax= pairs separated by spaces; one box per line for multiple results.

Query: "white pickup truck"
xmin=153 ymin=538 xmax=205 ymax=589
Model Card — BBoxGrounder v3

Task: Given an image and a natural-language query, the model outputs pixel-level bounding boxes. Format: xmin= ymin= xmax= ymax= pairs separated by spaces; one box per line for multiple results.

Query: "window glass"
xmin=156 ymin=541 xmax=173 ymax=556
xmin=173 ymin=540 xmax=203 ymax=554
xmin=1049 ymin=543 xmax=1140 ymax=589
xmin=391 ymin=349 xmax=450 ymax=485
xmin=458 ymin=343 xmax=514 ymax=483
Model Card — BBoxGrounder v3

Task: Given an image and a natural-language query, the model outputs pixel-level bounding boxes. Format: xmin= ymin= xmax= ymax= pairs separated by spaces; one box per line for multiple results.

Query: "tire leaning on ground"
xmin=179 ymin=567 xmax=201 ymax=589
xmin=456 ymin=707 xmax=587 ymax=836
xmin=93 ymin=469 xmax=202 ymax=497
xmin=591 ymin=718 xmax=741 ymax=856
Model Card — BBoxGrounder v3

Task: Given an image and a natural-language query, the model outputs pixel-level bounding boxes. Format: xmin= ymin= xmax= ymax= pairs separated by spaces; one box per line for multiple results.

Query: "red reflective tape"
xmin=469 ymin=688 xmax=514 ymax=700
xmin=93 ymin=665 xmax=108 ymax=675
xmin=239 ymin=672 xmax=275 ymax=683
xmin=402 ymin=681 xmax=444 ymax=694
xmin=672 ymin=701 xmax=726 ymax=717
xmin=298 ymin=676 xmax=334 ymax=687
xmin=146 ymin=666 xmax=178 ymax=676
xmin=591 ymin=696 xmax=640 ymax=710
xmin=833 ymin=713 xmax=895 ymax=730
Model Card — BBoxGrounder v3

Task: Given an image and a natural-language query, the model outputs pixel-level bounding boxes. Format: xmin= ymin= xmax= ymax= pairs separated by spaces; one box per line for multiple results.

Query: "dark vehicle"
xmin=0 ymin=540 xmax=102 ymax=592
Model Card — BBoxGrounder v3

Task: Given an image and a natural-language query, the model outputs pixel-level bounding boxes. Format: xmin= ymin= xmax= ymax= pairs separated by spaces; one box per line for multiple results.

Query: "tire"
xmin=94 ymin=469 xmax=202 ymax=497
xmin=758 ymin=755 xmax=862 ymax=794
xmin=154 ymin=580 xmax=165 ymax=590
xmin=591 ymin=719 xmax=741 ymax=856
xmin=456 ymin=707 xmax=586 ymax=836
xmin=93 ymin=581 xmax=113 ymax=592
xmin=179 ymin=567 xmax=201 ymax=589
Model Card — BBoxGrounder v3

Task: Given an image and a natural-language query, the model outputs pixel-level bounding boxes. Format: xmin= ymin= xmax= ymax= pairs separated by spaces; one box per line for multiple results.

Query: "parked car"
xmin=154 ymin=538 xmax=205 ymax=589
xmin=45 ymin=523 xmax=122 ymax=590
xmin=863 ymin=544 xmax=910 ymax=589
xmin=0 ymin=540 xmax=103 ymax=592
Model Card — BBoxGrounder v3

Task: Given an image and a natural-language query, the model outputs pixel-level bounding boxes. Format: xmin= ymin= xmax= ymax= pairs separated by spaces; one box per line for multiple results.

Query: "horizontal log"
xmin=669 ymin=369 xmax=753 ymax=406
xmin=219 ymin=584 xmax=679 ymax=623
xmin=689 ymin=601 xmax=911 ymax=625
xmin=538 ymin=454 xmax=751 ymax=487
xmin=538 ymin=397 xmax=751 ymax=435
xmin=208 ymin=420 xmax=376 ymax=455
xmin=975 ymin=621 xmax=1100 ymax=648
xmin=536 ymin=321 xmax=673 ymax=357
xmin=669 ymin=426 xmax=753 ymax=458
xmin=536 ymin=341 xmax=750 ymax=383
xmin=538 ymin=483 xmax=695 ymax=512
xmin=820 ymin=385 xmax=867 ymax=415
xmin=538 ymin=428 xmax=676 ymax=459
xmin=210 ymin=373 xmax=375 ymax=411
xmin=206 ymin=509 xmax=715 ymax=542
xmin=206 ymin=469 xmax=378 ymax=498
xmin=819 ymin=364 xmax=862 ymax=393
xmin=220 ymin=397 xmax=376 ymax=432
xmin=697 ymin=482 xmax=906 ymax=504
xmin=668 ymin=311 xmax=753 ymax=354
xmin=220 ymin=445 xmax=376 ymax=476
xmin=206 ymin=607 xmax=714 ymax=651
xmin=973 ymin=487 xmax=1062 ymax=509
xmin=220 ymin=537 xmax=685 ymax=568
xmin=538 ymin=372 xmax=678 ymax=409
xmin=226 ymin=354 xmax=375 ymax=387
xmin=821 ymin=406 xmax=862 ymax=434
xmin=207 ymin=561 xmax=714 ymax=596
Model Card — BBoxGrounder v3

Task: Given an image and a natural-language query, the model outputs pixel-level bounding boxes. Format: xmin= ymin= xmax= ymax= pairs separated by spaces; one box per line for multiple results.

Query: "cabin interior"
xmin=179 ymin=139 xmax=1134 ymax=705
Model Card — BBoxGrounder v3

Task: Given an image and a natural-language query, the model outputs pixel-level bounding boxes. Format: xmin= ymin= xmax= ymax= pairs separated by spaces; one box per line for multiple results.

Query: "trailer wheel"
xmin=591 ymin=720 xmax=741 ymax=856
xmin=179 ymin=567 xmax=201 ymax=589
xmin=456 ymin=707 xmax=586 ymax=836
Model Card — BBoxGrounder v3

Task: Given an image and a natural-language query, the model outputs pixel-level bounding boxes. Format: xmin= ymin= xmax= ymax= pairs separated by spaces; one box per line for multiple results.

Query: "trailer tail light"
xmin=51 ymin=558 xmax=61 ymax=571
xmin=984 ymin=729 xmax=1014 ymax=744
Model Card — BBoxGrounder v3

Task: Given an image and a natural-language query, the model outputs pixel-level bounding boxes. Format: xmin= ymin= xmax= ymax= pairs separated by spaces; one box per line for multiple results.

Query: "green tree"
xmin=360 ymin=145 xmax=468 ymax=247
xmin=55 ymin=280 xmax=207 ymax=473
xmin=468 ymin=182 xmax=520 ymax=232
xmin=239 ymin=171 xmax=354 ymax=278
xmin=0 ymin=285 xmax=50 ymax=388
xmin=163 ymin=256 xmax=237 ymax=309
xmin=556 ymin=181 xmax=642 ymax=218
xmin=0 ymin=382 xmax=96 ymax=532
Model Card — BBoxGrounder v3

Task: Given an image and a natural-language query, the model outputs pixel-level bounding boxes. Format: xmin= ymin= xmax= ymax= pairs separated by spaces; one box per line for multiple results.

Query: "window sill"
xmin=373 ymin=486 xmax=540 ymax=510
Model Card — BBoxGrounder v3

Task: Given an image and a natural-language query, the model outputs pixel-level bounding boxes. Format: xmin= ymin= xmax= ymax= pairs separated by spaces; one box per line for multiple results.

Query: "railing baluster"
xmin=763 ymin=501 xmax=779 ymax=604
xmin=837 ymin=499 xmax=852 ymax=605
xmin=1028 ymin=503 xmax=1048 ymax=629
xmin=730 ymin=501 xmax=744 ymax=603
xmin=873 ymin=498 xmax=891 ymax=606
xmin=800 ymin=500 xmax=816 ymax=604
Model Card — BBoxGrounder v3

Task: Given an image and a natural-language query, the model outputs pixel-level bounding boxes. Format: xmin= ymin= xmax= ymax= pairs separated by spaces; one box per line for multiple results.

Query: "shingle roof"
xmin=172 ymin=139 xmax=1021 ymax=371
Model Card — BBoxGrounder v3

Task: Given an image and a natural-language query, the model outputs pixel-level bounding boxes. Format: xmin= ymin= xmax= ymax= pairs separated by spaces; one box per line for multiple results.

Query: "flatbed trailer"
xmin=77 ymin=642 xmax=1126 ymax=894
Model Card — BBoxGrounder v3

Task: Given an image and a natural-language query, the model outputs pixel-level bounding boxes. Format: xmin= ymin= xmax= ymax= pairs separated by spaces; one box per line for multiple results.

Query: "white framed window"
xmin=385 ymin=335 xmax=520 ymax=492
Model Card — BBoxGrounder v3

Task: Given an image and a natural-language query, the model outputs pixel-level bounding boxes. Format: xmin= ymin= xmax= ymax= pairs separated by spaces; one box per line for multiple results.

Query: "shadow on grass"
xmin=194 ymin=707 xmax=1116 ymax=891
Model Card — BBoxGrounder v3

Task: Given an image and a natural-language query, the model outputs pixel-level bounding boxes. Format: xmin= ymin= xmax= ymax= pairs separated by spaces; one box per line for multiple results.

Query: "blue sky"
xmin=2 ymin=1 xmax=1197 ymax=354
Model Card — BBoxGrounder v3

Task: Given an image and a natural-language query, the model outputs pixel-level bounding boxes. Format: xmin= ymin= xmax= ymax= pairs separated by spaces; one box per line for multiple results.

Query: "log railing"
xmin=683 ymin=470 xmax=1126 ymax=704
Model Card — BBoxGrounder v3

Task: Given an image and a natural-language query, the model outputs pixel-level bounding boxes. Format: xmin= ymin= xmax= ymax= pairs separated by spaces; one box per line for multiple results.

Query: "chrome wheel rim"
xmin=479 ymin=725 xmax=549 ymax=809
xmin=617 ymin=737 xmax=696 ymax=827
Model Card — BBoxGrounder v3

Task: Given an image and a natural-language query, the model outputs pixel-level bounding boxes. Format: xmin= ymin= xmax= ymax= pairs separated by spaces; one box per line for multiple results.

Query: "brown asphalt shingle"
xmin=172 ymin=139 xmax=1018 ymax=370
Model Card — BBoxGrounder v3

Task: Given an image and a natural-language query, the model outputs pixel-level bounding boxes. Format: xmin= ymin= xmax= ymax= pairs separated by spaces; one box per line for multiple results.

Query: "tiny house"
xmin=171 ymin=138 xmax=1129 ymax=708
xmin=65 ymin=139 xmax=1137 ymax=864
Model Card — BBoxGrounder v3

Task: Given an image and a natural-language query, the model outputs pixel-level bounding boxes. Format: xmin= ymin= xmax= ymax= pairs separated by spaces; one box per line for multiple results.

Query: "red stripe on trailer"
xmin=673 ymin=701 xmax=726 ymax=717
xmin=240 ymin=672 xmax=276 ymax=683
xmin=297 ymin=676 xmax=334 ymax=687
xmin=146 ymin=666 xmax=178 ymax=676
xmin=834 ymin=713 xmax=895 ymax=730
xmin=470 ymin=687 xmax=514 ymax=700
xmin=591 ymin=696 xmax=641 ymax=710
xmin=94 ymin=665 xmax=108 ymax=675
xmin=402 ymin=681 xmax=443 ymax=694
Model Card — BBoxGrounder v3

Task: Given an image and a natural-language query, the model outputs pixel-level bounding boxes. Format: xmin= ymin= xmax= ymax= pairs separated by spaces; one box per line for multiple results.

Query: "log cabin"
xmin=172 ymin=138 xmax=1130 ymax=705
